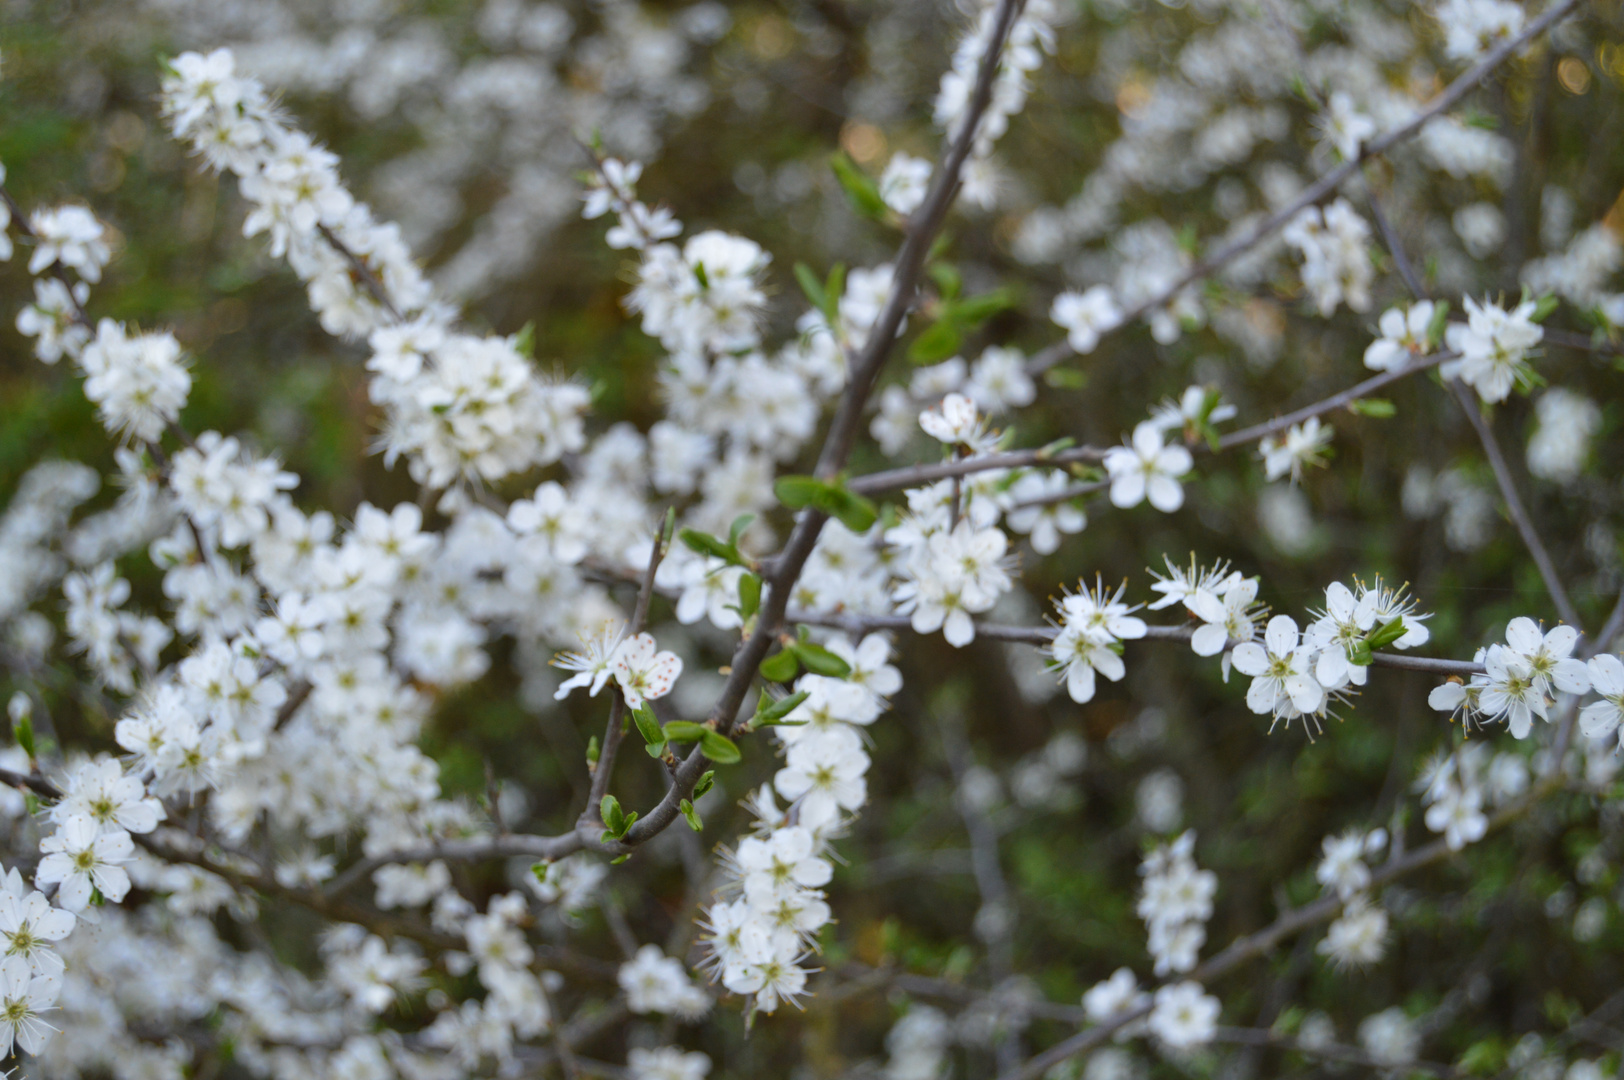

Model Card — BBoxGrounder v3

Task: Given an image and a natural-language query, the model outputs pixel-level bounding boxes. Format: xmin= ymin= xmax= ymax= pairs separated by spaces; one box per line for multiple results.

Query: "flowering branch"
xmin=1028 ymin=0 xmax=1580 ymax=375
xmin=786 ymin=610 xmax=1485 ymax=675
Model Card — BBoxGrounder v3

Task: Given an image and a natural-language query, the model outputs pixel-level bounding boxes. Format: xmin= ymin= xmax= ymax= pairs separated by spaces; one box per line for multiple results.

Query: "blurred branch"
xmin=1448 ymin=379 xmax=1582 ymax=630
xmin=1212 ymin=1027 xmax=1463 ymax=1078
xmin=1027 ymin=0 xmax=1581 ymax=375
xmin=850 ymin=350 xmax=1453 ymax=502
xmin=998 ymin=766 xmax=1577 ymax=1080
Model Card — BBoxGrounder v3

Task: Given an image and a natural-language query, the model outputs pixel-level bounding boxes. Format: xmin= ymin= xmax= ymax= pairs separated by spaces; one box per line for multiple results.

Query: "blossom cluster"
xmin=699 ymin=634 xmax=900 ymax=1016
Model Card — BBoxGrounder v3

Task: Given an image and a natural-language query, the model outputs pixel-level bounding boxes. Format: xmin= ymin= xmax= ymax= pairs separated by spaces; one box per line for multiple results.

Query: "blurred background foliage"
xmin=3 ymin=0 xmax=1624 ymax=1075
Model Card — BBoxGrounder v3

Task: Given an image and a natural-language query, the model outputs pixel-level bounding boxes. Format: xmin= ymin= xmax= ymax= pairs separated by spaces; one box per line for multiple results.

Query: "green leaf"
xmin=794 ymin=262 xmax=827 ymax=315
xmin=585 ymin=736 xmax=600 ymax=767
xmin=611 ymin=853 xmax=631 ymax=864
xmin=1365 ymin=616 xmax=1408 ymax=652
xmin=823 ymin=264 xmax=846 ymax=325
xmin=662 ymin=721 xmax=710 ymax=744
xmin=756 ymin=689 xmax=810 ymax=725
xmin=818 ymin=483 xmax=883 ymax=529
xmin=760 ymin=648 xmax=800 ymax=683
xmin=946 ymin=288 xmax=1017 ymax=327
xmin=1530 ymin=292 xmax=1560 ymax=323
xmin=773 ymin=475 xmax=824 ymax=510
xmin=12 ymin=713 xmax=34 ymax=761
xmin=908 ymin=318 xmax=962 ymax=363
xmin=693 ymin=770 xmax=716 ymax=799
xmin=632 ymin=703 xmax=664 ymax=748
xmin=1426 ymin=299 xmax=1451 ymax=347
xmin=737 ymin=572 xmax=762 ymax=622
xmin=512 ymin=321 xmax=536 ymax=359
xmin=599 ymin=795 xmax=625 ymax=836
xmin=1456 ymin=1038 xmax=1506 ymax=1076
xmin=729 ymin=513 xmax=756 ymax=549
xmin=829 ymin=152 xmax=888 ymax=220
xmin=1348 ymin=398 xmax=1396 ymax=418
xmin=772 ymin=476 xmax=879 ymax=533
xmin=790 ymin=641 xmax=852 ymax=678
xmin=928 ymin=262 xmax=962 ymax=300
xmin=680 ymin=798 xmax=702 ymax=831
xmin=699 ymin=730 xmax=742 ymax=764
xmin=1035 ymin=437 xmax=1075 ymax=460
xmin=678 ymin=528 xmax=743 ymax=566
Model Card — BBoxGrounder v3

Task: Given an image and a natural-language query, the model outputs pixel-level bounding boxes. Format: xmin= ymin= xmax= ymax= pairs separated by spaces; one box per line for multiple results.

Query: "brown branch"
xmin=608 ymin=0 xmax=1031 ymax=855
xmin=1448 ymin=379 xmax=1582 ymax=630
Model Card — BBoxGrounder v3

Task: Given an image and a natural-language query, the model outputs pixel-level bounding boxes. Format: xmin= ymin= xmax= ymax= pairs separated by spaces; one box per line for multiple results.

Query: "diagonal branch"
xmin=1026 ymin=0 xmax=1580 ymax=376
xmin=997 ymin=763 xmax=1575 ymax=1080
xmin=609 ymin=0 xmax=1031 ymax=854
xmin=1448 ymin=379 xmax=1582 ymax=630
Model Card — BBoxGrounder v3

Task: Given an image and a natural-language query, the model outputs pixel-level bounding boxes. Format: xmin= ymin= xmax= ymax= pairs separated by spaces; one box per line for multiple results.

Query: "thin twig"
xmin=1448 ymin=379 xmax=1582 ymax=630
xmin=786 ymin=610 xmax=1486 ymax=674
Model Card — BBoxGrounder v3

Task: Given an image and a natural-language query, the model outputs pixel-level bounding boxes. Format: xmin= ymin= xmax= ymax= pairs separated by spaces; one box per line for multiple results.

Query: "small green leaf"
xmin=790 ymin=641 xmax=852 ymax=678
xmin=1456 ymin=1039 xmax=1506 ymax=1076
xmin=794 ymin=262 xmax=827 ymax=314
xmin=12 ymin=714 xmax=34 ymax=762
xmin=829 ymin=152 xmax=888 ymax=220
xmin=737 ymin=572 xmax=762 ymax=621
xmin=680 ymin=798 xmax=703 ymax=832
xmin=679 ymin=528 xmax=743 ymax=566
xmin=1426 ymin=299 xmax=1451 ymax=347
xmin=1035 ymin=437 xmax=1075 ymax=460
xmin=632 ymin=703 xmax=664 ymax=748
xmin=585 ymin=736 xmax=600 ymax=767
xmin=662 ymin=721 xmax=710 ymax=744
xmin=694 ymin=770 xmax=716 ymax=799
xmin=1348 ymin=398 xmax=1396 ymax=418
xmin=946 ymin=288 xmax=1017 ymax=327
xmin=699 ymin=730 xmax=742 ymax=764
xmin=600 ymin=795 xmax=625 ymax=835
xmin=908 ymin=318 xmax=962 ymax=363
xmin=1365 ymin=616 xmax=1408 ymax=652
xmin=512 ymin=321 xmax=536 ymax=359
xmin=772 ymin=476 xmax=880 ymax=533
xmin=928 ymin=262 xmax=963 ymax=300
xmin=756 ymin=689 xmax=810 ymax=725
xmin=611 ymin=853 xmax=631 ymax=864
xmin=760 ymin=648 xmax=800 ymax=683
xmin=773 ymin=475 xmax=823 ymax=510
xmin=823 ymin=264 xmax=846 ymax=325
xmin=531 ymin=862 xmax=550 ymax=884
xmin=729 ymin=513 xmax=756 ymax=549
xmin=1531 ymin=292 xmax=1560 ymax=323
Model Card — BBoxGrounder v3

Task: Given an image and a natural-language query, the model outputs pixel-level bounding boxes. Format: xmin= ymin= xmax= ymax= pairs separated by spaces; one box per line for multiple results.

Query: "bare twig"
xmin=1448 ymin=379 xmax=1582 ymax=630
